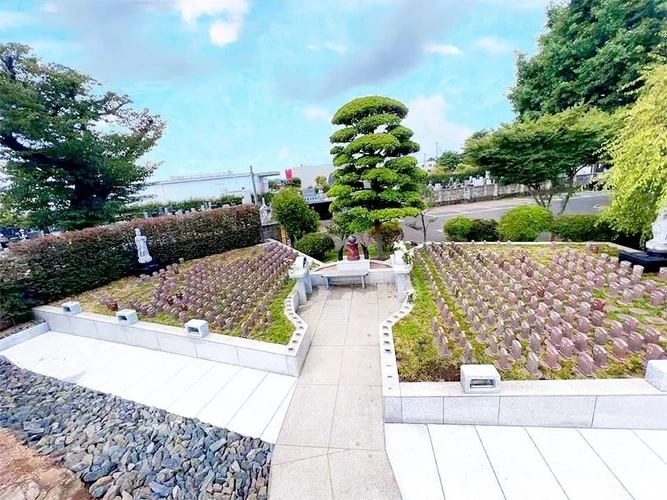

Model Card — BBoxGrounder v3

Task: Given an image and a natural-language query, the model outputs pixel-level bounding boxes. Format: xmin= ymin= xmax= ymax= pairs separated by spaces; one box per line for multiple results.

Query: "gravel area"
xmin=0 ymin=358 xmax=272 ymax=500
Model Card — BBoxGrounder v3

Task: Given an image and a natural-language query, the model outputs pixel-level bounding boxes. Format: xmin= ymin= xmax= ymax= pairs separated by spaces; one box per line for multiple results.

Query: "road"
xmin=401 ymin=191 xmax=610 ymax=243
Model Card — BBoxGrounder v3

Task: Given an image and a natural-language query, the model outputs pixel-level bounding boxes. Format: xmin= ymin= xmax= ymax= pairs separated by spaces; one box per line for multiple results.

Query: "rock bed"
xmin=0 ymin=358 xmax=272 ymax=500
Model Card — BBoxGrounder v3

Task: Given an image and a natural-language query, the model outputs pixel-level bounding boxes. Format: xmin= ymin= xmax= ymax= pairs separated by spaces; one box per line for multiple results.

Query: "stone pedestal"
xmin=289 ymin=259 xmax=313 ymax=305
xmin=618 ymin=251 xmax=667 ymax=273
xmin=391 ymin=260 xmax=412 ymax=301
xmin=646 ymin=360 xmax=667 ymax=392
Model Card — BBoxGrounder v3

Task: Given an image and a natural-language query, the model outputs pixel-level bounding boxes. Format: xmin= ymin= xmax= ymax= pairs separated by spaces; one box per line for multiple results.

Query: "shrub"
xmin=443 ymin=216 xmax=474 ymax=241
xmin=444 ymin=217 xmax=499 ymax=242
xmin=270 ymin=188 xmax=319 ymax=242
xmin=0 ymin=206 xmax=261 ymax=311
xmin=550 ymin=214 xmax=614 ymax=242
xmin=469 ymin=219 xmax=499 ymax=241
xmin=294 ymin=233 xmax=335 ymax=260
xmin=498 ymin=205 xmax=554 ymax=241
xmin=370 ymin=221 xmax=404 ymax=253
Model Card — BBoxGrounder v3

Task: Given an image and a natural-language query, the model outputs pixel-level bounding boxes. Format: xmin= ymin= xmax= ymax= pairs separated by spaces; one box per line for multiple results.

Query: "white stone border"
xmin=33 ymin=286 xmax=313 ymax=377
xmin=0 ymin=321 xmax=50 ymax=352
xmin=381 ymin=241 xmax=667 ymax=430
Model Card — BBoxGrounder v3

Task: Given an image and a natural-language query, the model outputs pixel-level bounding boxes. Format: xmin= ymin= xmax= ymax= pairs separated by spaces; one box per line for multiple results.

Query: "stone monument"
xmin=619 ymin=207 xmax=667 ymax=272
xmin=259 ymin=199 xmax=272 ymax=225
xmin=345 ymin=235 xmax=360 ymax=261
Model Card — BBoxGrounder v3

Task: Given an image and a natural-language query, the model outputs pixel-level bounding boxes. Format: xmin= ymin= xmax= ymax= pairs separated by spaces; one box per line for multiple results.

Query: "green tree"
xmin=328 ymin=96 xmax=425 ymax=258
xmin=604 ymin=64 xmax=667 ymax=236
xmin=314 ymin=174 xmax=330 ymax=192
xmin=270 ymin=188 xmax=319 ymax=243
xmin=284 ymin=177 xmax=302 ymax=188
xmin=0 ymin=44 xmax=165 ymax=230
xmin=467 ymin=106 xmax=619 ymax=212
xmin=509 ymin=0 xmax=667 ymax=118
xmin=435 ymin=150 xmax=462 ymax=171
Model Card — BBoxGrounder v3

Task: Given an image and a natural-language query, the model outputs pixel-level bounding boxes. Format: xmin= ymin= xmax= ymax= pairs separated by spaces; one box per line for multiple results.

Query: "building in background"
xmin=285 ymin=164 xmax=336 ymax=188
xmin=422 ymin=157 xmax=437 ymax=172
xmin=139 ymin=170 xmax=280 ymax=205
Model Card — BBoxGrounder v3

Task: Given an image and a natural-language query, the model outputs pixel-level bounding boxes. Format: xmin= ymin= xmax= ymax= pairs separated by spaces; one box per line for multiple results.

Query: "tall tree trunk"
xmin=374 ymin=222 xmax=384 ymax=260
xmin=421 ymin=213 xmax=427 ymax=243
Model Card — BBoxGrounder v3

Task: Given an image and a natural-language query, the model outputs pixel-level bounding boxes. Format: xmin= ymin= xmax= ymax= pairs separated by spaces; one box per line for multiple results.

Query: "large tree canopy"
xmin=328 ymin=96 xmax=424 ymax=258
xmin=604 ymin=64 xmax=667 ymax=236
xmin=435 ymin=150 xmax=462 ymax=171
xmin=466 ymin=106 xmax=619 ymax=211
xmin=509 ymin=0 xmax=667 ymax=118
xmin=0 ymin=43 xmax=165 ymax=230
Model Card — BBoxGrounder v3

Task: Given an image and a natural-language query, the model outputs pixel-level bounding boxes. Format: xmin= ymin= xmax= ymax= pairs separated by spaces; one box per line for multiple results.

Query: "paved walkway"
xmin=269 ymin=284 xmax=403 ymax=500
xmin=386 ymin=423 xmax=667 ymax=500
xmin=0 ymin=331 xmax=296 ymax=443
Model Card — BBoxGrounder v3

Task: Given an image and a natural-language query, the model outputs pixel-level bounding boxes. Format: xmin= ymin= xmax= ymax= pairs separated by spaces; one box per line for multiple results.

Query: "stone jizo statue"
xmin=646 ymin=207 xmax=667 ymax=254
xmin=346 ymin=235 xmax=360 ymax=261
xmin=134 ymin=228 xmax=153 ymax=264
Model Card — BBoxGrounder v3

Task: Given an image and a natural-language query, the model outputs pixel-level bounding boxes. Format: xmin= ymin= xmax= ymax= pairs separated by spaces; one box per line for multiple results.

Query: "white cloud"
xmin=304 ymin=106 xmax=330 ymax=121
xmin=424 ymin=43 xmax=461 ymax=55
xmin=307 ymin=43 xmax=348 ymax=54
xmin=475 ymin=36 xmax=514 ymax=53
xmin=174 ymin=0 xmax=249 ymax=46
xmin=0 ymin=10 xmax=30 ymax=31
xmin=404 ymin=94 xmax=473 ymax=155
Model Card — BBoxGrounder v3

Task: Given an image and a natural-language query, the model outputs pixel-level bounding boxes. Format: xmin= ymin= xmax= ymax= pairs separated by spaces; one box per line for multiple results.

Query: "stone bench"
xmin=326 ymin=260 xmax=371 ymax=289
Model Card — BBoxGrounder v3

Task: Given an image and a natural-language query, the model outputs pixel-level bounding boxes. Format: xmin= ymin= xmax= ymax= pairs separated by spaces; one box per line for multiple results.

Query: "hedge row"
xmin=0 ymin=206 xmax=261 ymax=328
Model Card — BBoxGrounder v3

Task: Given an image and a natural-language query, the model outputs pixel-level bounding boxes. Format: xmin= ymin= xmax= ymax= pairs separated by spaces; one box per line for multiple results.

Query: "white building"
xmin=285 ymin=164 xmax=336 ymax=188
xmin=422 ymin=158 xmax=437 ymax=172
xmin=139 ymin=170 xmax=280 ymax=205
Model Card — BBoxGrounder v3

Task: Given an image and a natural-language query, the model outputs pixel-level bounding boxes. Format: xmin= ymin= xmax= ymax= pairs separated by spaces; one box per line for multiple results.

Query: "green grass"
xmin=254 ymin=279 xmax=297 ymax=344
xmin=392 ymin=260 xmax=456 ymax=381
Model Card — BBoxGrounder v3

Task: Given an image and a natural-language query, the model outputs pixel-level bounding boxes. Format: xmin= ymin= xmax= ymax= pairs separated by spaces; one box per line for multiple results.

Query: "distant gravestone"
xmin=526 ymin=352 xmax=542 ymax=378
xmin=574 ymin=332 xmax=588 ymax=351
xmin=592 ymin=345 xmax=607 ymax=368
xmin=646 ymin=344 xmax=666 ymax=361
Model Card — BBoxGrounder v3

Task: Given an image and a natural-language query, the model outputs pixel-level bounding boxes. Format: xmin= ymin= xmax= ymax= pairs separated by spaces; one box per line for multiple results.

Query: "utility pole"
xmin=436 ymin=142 xmax=439 ymax=158
xmin=249 ymin=165 xmax=259 ymax=205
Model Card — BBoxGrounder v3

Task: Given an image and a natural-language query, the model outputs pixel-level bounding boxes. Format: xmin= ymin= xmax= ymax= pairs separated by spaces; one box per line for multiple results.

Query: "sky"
xmin=0 ymin=0 xmax=550 ymax=180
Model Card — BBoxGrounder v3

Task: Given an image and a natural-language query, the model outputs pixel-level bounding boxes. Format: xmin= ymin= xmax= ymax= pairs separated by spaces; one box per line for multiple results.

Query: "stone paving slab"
xmin=0 ymin=331 xmax=296 ymax=443
xmin=387 ymin=423 xmax=667 ymax=500
xmin=270 ymin=284 xmax=402 ymax=500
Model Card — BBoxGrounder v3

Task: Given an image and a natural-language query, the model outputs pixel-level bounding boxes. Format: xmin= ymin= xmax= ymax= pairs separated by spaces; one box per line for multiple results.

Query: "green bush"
xmin=498 ymin=205 xmax=554 ymax=241
xmin=550 ymin=214 xmax=614 ymax=242
xmin=0 ymin=206 xmax=261 ymax=315
xmin=444 ymin=217 xmax=499 ymax=242
xmin=294 ymin=233 xmax=335 ymax=260
xmin=271 ymin=188 xmax=319 ymax=243
xmin=370 ymin=221 xmax=404 ymax=253
xmin=443 ymin=216 xmax=474 ymax=241
xmin=469 ymin=219 xmax=499 ymax=241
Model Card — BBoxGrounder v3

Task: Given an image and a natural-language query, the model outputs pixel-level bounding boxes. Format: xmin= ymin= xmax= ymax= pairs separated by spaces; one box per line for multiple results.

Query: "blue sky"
xmin=0 ymin=0 xmax=549 ymax=180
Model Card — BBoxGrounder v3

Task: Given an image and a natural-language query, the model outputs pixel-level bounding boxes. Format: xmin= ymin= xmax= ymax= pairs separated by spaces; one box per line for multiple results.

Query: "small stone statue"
xmin=134 ymin=228 xmax=153 ymax=264
xmin=346 ymin=235 xmax=360 ymax=261
xmin=646 ymin=207 xmax=667 ymax=254
xmin=260 ymin=199 xmax=272 ymax=224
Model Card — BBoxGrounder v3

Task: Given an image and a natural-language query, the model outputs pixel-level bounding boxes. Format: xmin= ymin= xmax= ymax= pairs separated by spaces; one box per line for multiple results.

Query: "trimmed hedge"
xmin=294 ymin=232 xmax=335 ymax=260
xmin=498 ymin=205 xmax=554 ymax=241
xmin=550 ymin=214 xmax=614 ymax=242
xmin=444 ymin=217 xmax=499 ymax=242
xmin=0 ymin=206 xmax=261 ymax=326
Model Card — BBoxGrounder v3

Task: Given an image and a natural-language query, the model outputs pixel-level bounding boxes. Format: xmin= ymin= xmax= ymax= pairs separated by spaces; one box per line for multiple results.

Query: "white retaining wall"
xmin=0 ymin=322 xmax=50 ymax=352
xmin=33 ymin=286 xmax=313 ymax=377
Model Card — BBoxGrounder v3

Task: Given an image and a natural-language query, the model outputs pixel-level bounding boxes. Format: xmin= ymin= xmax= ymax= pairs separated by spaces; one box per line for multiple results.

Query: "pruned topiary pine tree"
xmin=328 ymin=96 xmax=425 ymax=259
